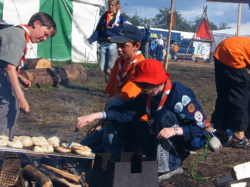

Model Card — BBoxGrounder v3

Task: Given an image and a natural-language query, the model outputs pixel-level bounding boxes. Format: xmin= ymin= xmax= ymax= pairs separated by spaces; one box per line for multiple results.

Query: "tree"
xmin=219 ymin=22 xmax=231 ymax=29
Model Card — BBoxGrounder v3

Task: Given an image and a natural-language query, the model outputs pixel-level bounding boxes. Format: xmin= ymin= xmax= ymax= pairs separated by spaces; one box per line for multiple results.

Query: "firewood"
xmin=20 ymin=63 xmax=88 ymax=87
xmin=213 ymin=176 xmax=234 ymax=187
xmin=22 ymin=165 xmax=52 ymax=187
xmin=231 ymin=162 xmax=250 ymax=180
xmin=42 ymin=164 xmax=81 ymax=183
xmin=49 ymin=174 xmax=81 ymax=187
xmin=22 ymin=58 xmax=52 ymax=70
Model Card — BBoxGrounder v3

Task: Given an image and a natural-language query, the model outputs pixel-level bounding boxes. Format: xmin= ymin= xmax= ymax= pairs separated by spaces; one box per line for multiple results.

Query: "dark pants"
xmin=211 ymin=58 xmax=250 ymax=131
xmin=81 ymin=108 xmax=186 ymax=172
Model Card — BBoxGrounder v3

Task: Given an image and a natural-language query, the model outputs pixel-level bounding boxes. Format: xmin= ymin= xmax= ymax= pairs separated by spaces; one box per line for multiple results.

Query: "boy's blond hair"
xmin=28 ymin=12 xmax=57 ymax=37
xmin=108 ymin=0 xmax=121 ymax=11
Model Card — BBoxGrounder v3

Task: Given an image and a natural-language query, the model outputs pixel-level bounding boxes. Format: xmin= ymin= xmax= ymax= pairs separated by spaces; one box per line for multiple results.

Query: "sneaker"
xmin=158 ymin=167 xmax=183 ymax=182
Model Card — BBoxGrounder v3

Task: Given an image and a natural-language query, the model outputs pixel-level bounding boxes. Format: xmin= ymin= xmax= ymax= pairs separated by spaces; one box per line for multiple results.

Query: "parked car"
xmin=170 ymin=39 xmax=194 ymax=60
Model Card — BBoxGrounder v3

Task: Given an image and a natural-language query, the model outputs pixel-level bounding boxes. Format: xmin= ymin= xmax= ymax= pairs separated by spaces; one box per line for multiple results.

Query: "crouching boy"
xmin=77 ymin=59 xmax=208 ymax=179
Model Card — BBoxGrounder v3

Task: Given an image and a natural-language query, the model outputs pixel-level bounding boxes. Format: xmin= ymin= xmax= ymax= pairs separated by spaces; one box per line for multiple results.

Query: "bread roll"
xmin=21 ymin=137 xmax=33 ymax=147
xmin=32 ymin=136 xmax=49 ymax=146
xmin=71 ymin=145 xmax=92 ymax=156
xmin=0 ymin=135 xmax=9 ymax=141
xmin=7 ymin=140 xmax=23 ymax=149
xmin=55 ymin=146 xmax=72 ymax=153
xmin=61 ymin=142 xmax=81 ymax=148
xmin=48 ymin=136 xmax=60 ymax=147
xmin=33 ymin=145 xmax=54 ymax=153
xmin=0 ymin=140 xmax=9 ymax=146
xmin=12 ymin=136 xmax=30 ymax=141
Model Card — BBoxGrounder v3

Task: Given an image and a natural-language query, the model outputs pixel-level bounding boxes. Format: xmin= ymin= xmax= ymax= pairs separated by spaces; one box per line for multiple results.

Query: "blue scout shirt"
xmin=105 ymin=82 xmax=208 ymax=150
xmin=88 ymin=11 xmax=126 ymax=43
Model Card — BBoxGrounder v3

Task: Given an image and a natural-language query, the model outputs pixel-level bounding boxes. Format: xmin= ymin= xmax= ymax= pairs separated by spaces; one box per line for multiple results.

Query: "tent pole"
xmin=164 ymin=0 xmax=174 ymax=72
xmin=237 ymin=3 xmax=242 ymax=36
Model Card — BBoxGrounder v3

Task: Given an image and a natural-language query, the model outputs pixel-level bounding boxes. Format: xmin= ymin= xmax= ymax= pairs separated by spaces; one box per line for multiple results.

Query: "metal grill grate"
xmin=0 ymin=152 xmax=21 ymax=186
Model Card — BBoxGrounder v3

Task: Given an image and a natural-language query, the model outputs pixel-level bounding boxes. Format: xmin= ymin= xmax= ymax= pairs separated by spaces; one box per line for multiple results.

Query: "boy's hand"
xmin=77 ymin=112 xmax=102 ymax=129
xmin=157 ymin=127 xmax=175 ymax=140
xmin=18 ymin=98 xmax=29 ymax=113
xmin=18 ymin=75 xmax=31 ymax=91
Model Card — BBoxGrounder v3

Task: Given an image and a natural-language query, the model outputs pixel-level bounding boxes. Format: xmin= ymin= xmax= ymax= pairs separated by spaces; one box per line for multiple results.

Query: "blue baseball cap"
xmin=111 ymin=24 xmax=142 ymax=43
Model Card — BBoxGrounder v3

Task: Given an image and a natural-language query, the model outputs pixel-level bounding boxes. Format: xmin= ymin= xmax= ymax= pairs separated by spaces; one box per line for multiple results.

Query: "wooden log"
xmin=213 ymin=176 xmax=234 ymax=187
xmin=22 ymin=58 xmax=52 ymax=70
xmin=231 ymin=162 xmax=250 ymax=180
xmin=42 ymin=164 xmax=81 ymax=183
xmin=49 ymin=174 xmax=81 ymax=187
xmin=20 ymin=63 xmax=88 ymax=87
xmin=22 ymin=165 xmax=52 ymax=187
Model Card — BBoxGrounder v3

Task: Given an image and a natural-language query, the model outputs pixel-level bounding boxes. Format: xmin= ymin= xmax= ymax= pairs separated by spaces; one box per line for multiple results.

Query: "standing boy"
xmin=80 ymin=24 xmax=145 ymax=155
xmin=0 ymin=12 xmax=57 ymax=138
xmin=212 ymin=36 xmax=250 ymax=149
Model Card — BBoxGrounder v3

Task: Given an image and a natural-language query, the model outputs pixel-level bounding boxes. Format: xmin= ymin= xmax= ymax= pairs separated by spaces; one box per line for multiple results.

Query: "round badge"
xmin=188 ymin=103 xmax=196 ymax=113
xmin=194 ymin=111 xmax=203 ymax=122
xmin=174 ymin=102 xmax=183 ymax=113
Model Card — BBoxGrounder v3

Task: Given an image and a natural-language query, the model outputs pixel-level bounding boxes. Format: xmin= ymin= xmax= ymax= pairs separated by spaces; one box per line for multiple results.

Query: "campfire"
xmin=0 ymin=151 xmax=93 ymax=187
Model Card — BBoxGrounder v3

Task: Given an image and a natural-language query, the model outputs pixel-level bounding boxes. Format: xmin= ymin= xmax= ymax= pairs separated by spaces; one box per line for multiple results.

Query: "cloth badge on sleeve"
xmin=182 ymin=95 xmax=191 ymax=106
xmin=194 ymin=111 xmax=203 ymax=122
xmin=179 ymin=113 xmax=185 ymax=119
xmin=174 ymin=102 xmax=183 ymax=113
xmin=187 ymin=103 xmax=196 ymax=113
xmin=197 ymin=121 xmax=205 ymax=128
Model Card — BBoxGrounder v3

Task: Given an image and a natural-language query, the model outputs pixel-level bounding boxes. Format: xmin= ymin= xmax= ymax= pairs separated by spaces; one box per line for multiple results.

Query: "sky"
xmin=121 ymin=0 xmax=250 ymax=27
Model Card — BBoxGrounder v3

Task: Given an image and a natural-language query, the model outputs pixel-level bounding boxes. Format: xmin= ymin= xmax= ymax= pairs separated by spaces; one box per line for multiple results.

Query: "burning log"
xmin=22 ymin=164 xmax=52 ymax=187
xmin=42 ymin=164 xmax=81 ymax=183
xmin=49 ymin=174 xmax=81 ymax=187
xmin=20 ymin=63 xmax=88 ymax=87
xmin=22 ymin=58 xmax=52 ymax=70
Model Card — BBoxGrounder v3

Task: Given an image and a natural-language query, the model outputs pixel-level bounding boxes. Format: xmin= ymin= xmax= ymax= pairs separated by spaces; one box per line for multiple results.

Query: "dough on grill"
xmin=32 ymin=136 xmax=49 ymax=146
xmin=61 ymin=142 xmax=81 ymax=148
xmin=55 ymin=146 xmax=72 ymax=153
xmin=71 ymin=145 xmax=92 ymax=156
xmin=21 ymin=137 xmax=33 ymax=147
xmin=48 ymin=136 xmax=60 ymax=147
xmin=12 ymin=136 xmax=30 ymax=141
xmin=7 ymin=140 xmax=23 ymax=149
xmin=0 ymin=135 xmax=9 ymax=141
xmin=33 ymin=145 xmax=54 ymax=153
xmin=0 ymin=140 xmax=9 ymax=146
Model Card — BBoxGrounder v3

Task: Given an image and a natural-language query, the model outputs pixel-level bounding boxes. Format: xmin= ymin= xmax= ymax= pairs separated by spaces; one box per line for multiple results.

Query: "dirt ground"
xmin=11 ymin=59 xmax=250 ymax=187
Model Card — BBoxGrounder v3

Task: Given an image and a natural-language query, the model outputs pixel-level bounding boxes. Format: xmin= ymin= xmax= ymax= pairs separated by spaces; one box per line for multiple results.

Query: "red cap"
xmin=131 ymin=59 xmax=170 ymax=84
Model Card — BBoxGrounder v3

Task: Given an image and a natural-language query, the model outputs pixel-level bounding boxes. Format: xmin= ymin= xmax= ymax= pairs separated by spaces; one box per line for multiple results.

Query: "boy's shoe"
xmin=158 ymin=167 xmax=183 ymax=182
xmin=231 ymin=136 xmax=250 ymax=150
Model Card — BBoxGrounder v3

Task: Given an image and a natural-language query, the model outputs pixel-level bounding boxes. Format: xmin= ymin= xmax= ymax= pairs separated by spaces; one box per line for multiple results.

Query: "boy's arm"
xmin=5 ymin=63 xmax=29 ymax=113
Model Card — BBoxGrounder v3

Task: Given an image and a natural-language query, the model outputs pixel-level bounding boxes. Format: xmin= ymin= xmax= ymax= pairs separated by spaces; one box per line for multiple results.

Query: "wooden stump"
xmin=20 ymin=64 xmax=88 ymax=87
xmin=22 ymin=58 xmax=52 ymax=70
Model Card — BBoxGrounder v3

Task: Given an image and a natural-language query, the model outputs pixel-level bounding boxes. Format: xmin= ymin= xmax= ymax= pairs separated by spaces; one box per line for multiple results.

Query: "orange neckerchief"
xmin=106 ymin=10 xmax=121 ymax=29
xmin=16 ymin=24 xmax=30 ymax=74
xmin=116 ymin=51 xmax=142 ymax=91
xmin=146 ymin=80 xmax=172 ymax=127
xmin=106 ymin=12 xmax=114 ymax=28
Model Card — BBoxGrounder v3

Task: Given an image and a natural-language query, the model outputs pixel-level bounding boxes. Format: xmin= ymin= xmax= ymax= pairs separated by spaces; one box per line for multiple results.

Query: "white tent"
xmin=213 ymin=22 xmax=250 ymax=37
xmin=0 ymin=0 xmax=105 ymax=63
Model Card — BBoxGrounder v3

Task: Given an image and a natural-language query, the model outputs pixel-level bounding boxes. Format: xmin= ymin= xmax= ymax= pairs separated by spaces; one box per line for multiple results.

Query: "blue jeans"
xmin=99 ymin=42 xmax=118 ymax=71
xmin=0 ymin=71 xmax=19 ymax=138
xmin=80 ymin=99 xmax=125 ymax=157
